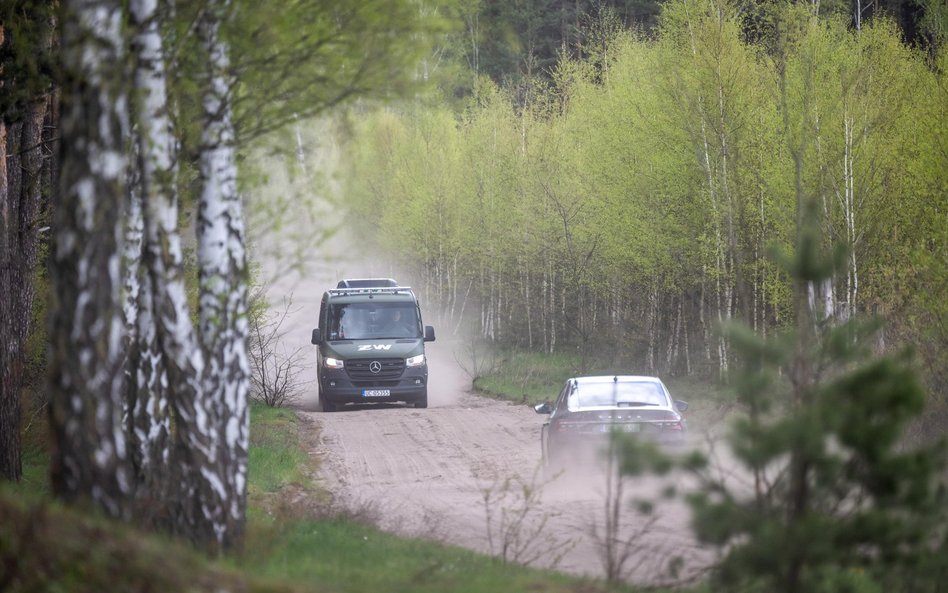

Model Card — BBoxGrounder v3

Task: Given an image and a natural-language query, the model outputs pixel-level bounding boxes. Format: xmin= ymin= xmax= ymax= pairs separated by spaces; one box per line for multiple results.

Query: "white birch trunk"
xmin=197 ymin=0 xmax=250 ymax=551
xmin=843 ymin=111 xmax=857 ymax=321
xmin=129 ymin=0 xmax=227 ymax=547
xmin=700 ymin=270 xmax=711 ymax=362
xmin=123 ymin=132 xmax=143 ymax=397
xmin=124 ymin=124 xmax=171 ymax=507
xmin=50 ymin=0 xmax=131 ymax=517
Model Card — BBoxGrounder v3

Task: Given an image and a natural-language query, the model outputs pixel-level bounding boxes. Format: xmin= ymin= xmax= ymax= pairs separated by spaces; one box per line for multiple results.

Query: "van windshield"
xmin=327 ymin=302 xmax=421 ymax=340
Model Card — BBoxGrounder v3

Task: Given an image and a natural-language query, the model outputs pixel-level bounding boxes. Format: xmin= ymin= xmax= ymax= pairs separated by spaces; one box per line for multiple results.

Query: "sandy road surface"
xmin=295 ymin=343 xmax=712 ymax=583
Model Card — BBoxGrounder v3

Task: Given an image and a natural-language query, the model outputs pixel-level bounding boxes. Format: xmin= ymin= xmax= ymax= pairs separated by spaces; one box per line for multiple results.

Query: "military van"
xmin=310 ymin=279 xmax=435 ymax=411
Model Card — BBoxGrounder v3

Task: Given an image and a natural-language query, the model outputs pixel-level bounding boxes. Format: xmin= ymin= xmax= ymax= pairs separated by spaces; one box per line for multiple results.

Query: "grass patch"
xmin=0 ymin=485 xmax=301 ymax=593
xmin=473 ymin=349 xmax=588 ymax=406
xmin=244 ymin=516 xmax=618 ymax=593
xmin=18 ymin=444 xmax=50 ymax=498
xmin=248 ymin=401 xmax=313 ymax=498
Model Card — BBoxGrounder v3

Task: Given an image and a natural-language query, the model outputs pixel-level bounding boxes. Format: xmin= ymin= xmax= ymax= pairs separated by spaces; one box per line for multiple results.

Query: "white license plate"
xmin=622 ymin=423 xmax=641 ymax=433
xmin=362 ymin=389 xmax=391 ymax=398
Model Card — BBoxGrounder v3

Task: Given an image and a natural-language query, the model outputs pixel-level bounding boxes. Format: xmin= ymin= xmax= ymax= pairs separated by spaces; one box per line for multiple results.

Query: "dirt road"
xmin=294 ymin=343 xmax=711 ymax=583
xmin=254 ymin=157 xmax=712 ymax=583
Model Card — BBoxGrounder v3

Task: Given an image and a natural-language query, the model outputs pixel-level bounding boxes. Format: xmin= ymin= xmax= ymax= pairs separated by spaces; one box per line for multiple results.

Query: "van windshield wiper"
xmin=616 ymin=401 xmax=657 ymax=407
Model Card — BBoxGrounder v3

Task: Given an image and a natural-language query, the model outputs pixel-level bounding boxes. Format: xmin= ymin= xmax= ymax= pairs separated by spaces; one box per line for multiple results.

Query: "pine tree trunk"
xmin=196 ymin=0 xmax=250 ymax=552
xmin=1 ymin=7 xmax=53 ymax=481
xmin=0 ymin=117 xmax=18 ymax=482
xmin=49 ymin=0 xmax=131 ymax=518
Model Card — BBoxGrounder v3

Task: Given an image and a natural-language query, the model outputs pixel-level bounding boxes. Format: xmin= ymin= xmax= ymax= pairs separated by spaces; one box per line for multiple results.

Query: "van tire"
xmin=414 ymin=393 xmax=428 ymax=409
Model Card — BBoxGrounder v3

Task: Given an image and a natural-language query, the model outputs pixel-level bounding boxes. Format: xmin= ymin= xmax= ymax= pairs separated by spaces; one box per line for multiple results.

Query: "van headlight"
xmin=406 ymin=354 xmax=425 ymax=368
xmin=324 ymin=357 xmax=344 ymax=369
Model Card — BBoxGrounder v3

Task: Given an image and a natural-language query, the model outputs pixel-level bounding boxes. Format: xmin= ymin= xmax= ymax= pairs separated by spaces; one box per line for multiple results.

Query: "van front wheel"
xmin=414 ymin=393 xmax=428 ymax=409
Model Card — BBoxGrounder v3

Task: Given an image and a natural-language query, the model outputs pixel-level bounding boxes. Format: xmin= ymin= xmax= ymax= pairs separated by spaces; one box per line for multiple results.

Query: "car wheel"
xmin=322 ymin=400 xmax=337 ymax=412
xmin=414 ymin=391 xmax=428 ymax=409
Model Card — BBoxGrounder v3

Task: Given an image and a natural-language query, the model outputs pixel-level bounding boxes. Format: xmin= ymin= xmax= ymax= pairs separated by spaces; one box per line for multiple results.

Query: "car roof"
xmin=572 ymin=375 xmax=664 ymax=384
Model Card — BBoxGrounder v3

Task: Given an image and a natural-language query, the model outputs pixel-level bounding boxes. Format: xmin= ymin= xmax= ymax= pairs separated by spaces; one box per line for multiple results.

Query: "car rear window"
xmin=572 ymin=381 xmax=667 ymax=408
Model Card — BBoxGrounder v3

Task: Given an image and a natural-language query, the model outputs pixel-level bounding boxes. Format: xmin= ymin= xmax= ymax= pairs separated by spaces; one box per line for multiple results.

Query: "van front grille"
xmin=346 ymin=358 xmax=405 ymax=380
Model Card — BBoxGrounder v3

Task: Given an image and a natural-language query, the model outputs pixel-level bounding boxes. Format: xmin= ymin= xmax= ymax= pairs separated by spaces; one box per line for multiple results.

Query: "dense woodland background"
xmin=0 ymin=0 xmax=946 ymax=588
xmin=345 ymin=0 xmax=947 ymax=403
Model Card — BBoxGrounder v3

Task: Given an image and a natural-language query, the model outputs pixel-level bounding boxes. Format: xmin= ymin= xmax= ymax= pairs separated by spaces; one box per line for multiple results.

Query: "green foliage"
xmin=698 ymin=315 xmax=947 ymax=590
xmin=0 ymin=1 xmax=57 ymax=120
xmin=647 ymin=8 xmax=948 ymax=591
xmin=165 ymin=0 xmax=453 ymax=182
xmin=342 ymin=0 xmax=946 ymax=398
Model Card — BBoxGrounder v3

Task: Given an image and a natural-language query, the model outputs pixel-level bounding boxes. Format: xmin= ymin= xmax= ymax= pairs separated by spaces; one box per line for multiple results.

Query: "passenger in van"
xmin=385 ymin=309 xmax=416 ymax=338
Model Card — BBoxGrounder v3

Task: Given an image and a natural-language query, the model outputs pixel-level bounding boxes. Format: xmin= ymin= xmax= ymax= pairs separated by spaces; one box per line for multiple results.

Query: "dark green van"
xmin=310 ymin=279 xmax=435 ymax=411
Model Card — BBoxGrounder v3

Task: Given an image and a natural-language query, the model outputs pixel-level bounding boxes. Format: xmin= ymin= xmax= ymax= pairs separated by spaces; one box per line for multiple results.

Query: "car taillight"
xmin=552 ymin=420 xmax=582 ymax=432
xmin=659 ymin=410 xmax=683 ymax=431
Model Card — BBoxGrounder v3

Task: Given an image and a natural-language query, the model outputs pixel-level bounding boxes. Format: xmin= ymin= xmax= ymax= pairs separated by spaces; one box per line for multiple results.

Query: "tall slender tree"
xmin=125 ymin=0 xmax=176 ymax=517
xmin=194 ymin=0 xmax=250 ymax=552
xmin=0 ymin=1 xmax=54 ymax=483
xmin=48 ymin=0 xmax=132 ymax=518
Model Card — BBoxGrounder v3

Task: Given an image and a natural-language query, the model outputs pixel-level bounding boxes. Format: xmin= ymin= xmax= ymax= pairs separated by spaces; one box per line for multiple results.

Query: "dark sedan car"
xmin=534 ymin=375 xmax=689 ymax=468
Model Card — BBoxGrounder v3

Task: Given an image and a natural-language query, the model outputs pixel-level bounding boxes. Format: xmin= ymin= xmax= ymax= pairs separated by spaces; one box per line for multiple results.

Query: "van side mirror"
xmin=534 ymin=402 xmax=553 ymax=415
xmin=311 ymin=328 xmax=322 ymax=345
xmin=675 ymin=400 xmax=689 ymax=412
xmin=424 ymin=325 xmax=436 ymax=342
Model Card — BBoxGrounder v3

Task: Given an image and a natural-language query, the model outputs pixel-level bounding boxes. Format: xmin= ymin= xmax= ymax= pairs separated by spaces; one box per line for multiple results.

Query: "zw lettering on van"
xmin=357 ymin=344 xmax=393 ymax=351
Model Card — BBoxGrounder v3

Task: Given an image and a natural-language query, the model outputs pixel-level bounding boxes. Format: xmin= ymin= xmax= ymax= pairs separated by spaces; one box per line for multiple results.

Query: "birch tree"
xmin=196 ymin=0 xmax=250 ymax=551
xmin=126 ymin=0 xmax=175 ymax=510
xmin=48 ymin=0 xmax=132 ymax=518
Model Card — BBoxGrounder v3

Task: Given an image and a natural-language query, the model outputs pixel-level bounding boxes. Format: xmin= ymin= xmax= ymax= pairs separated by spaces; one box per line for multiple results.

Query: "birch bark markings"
xmin=197 ymin=0 xmax=250 ymax=551
xmin=49 ymin=0 xmax=131 ymax=517
xmin=123 ymin=125 xmax=170 ymax=506
xmin=127 ymin=0 xmax=229 ymax=545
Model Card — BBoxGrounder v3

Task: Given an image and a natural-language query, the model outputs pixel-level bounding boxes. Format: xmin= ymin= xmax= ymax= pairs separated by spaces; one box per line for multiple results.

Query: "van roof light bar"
xmin=336 ymin=278 xmax=399 ymax=288
xmin=327 ymin=286 xmax=414 ymax=297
